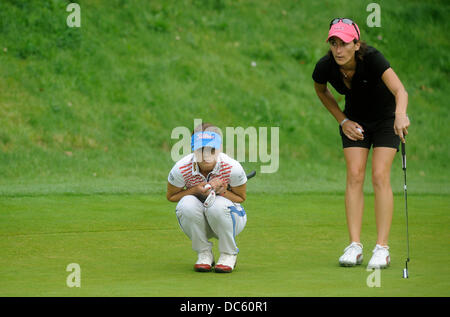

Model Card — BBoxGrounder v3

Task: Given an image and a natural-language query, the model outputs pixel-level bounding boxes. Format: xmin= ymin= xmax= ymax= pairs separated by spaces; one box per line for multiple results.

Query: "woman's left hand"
xmin=394 ymin=113 xmax=410 ymax=143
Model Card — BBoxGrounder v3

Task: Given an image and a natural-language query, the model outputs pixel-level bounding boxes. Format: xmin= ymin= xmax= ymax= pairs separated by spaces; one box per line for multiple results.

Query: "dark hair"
xmin=354 ymin=40 xmax=368 ymax=61
xmin=327 ymin=40 xmax=368 ymax=61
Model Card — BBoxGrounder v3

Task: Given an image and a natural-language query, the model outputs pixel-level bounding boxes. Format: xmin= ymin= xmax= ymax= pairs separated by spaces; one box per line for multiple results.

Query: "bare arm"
xmin=314 ymin=82 xmax=364 ymax=141
xmin=220 ymin=183 xmax=246 ymax=203
xmin=166 ymin=182 xmax=208 ymax=202
xmin=314 ymin=82 xmax=346 ymax=124
xmin=381 ymin=68 xmax=410 ymax=142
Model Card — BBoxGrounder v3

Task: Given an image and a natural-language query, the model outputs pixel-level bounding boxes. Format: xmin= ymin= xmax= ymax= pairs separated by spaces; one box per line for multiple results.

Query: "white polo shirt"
xmin=168 ymin=152 xmax=247 ymax=189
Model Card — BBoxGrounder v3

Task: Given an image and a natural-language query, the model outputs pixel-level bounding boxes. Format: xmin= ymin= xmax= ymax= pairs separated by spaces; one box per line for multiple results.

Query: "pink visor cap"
xmin=326 ymin=21 xmax=360 ymax=43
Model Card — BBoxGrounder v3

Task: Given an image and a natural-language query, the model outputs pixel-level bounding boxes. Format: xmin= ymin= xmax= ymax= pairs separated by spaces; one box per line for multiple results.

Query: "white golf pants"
xmin=175 ymin=195 xmax=247 ymax=255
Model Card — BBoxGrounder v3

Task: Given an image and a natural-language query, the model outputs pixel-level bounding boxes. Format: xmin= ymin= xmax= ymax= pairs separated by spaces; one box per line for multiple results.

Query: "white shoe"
xmin=194 ymin=250 xmax=215 ymax=272
xmin=367 ymin=245 xmax=390 ymax=269
xmin=339 ymin=242 xmax=363 ymax=267
xmin=215 ymin=253 xmax=237 ymax=273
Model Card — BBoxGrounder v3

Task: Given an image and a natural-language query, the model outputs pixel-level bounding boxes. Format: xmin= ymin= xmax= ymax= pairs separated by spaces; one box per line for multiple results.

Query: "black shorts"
xmin=339 ymin=117 xmax=400 ymax=151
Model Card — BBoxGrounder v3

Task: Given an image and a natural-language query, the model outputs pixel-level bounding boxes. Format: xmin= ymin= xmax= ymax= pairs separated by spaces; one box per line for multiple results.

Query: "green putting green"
xmin=1 ymin=193 xmax=448 ymax=296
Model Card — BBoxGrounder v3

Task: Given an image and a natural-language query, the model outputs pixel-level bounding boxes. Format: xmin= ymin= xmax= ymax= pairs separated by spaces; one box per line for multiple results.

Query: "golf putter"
xmin=203 ymin=184 xmax=216 ymax=208
xmin=401 ymin=140 xmax=410 ymax=279
xmin=246 ymin=170 xmax=256 ymax=180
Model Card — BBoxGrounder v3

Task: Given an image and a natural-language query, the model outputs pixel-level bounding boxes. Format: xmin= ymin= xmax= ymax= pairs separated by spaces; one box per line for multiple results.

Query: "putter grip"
xmin=247 ymin=170 xmax=256 ymax=180
xmin=401 ymin=142 xmax=406 ymax=170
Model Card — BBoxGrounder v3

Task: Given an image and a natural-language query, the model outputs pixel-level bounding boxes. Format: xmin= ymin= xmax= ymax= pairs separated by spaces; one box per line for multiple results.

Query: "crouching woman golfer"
xmin=312 ymin=18 xmax=410 ymax=269
xmin=166 ymin=123 xmax=248 ymax=273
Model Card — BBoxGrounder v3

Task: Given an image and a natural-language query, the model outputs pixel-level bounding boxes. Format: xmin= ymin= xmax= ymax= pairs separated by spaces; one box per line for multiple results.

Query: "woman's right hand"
xmin=193 ymin=182 xmax=210 ymax=197
xmin=342 ymin=120 xmax=364 ymax=141
xmin=190 ymin=182 xmax=208 ymax=203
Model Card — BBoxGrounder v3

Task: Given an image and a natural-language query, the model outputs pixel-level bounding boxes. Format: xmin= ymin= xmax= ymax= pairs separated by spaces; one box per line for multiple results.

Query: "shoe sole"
xmin=194 ymin=266 xmax=212 ymax=272
xmin=194 ymin=261 xmax=215 ymax=272
xmin=367 ymin=262 xmax=390 ymax=270
xmin=214 ymin=265 xmax=233 ymax=273
xmin=367 ymin=256 xmax=390 ymax=270
xmin=339 ymin=262 xmax=362 ymax=267
xmin=214 ymin=260 xmax=237 ymax=273
xmin=367 ymin=263 xmax=390 ymax=269
xmin=339 ymin=254 xmax=363 ymax=267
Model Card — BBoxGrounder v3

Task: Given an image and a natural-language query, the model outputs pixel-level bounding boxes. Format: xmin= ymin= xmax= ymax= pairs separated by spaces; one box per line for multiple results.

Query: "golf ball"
xmin=356 ymin=128 xmax=363 ymax=134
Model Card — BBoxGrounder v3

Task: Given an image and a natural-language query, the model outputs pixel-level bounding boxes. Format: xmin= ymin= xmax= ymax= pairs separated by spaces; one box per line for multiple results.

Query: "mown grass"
xmin=0 ymin=0 xmax=449 ymax=195
xmin=0 ymin=1 xmax=448 ymax=297
xmin=0 ymin=193 xmax=448 ymax=296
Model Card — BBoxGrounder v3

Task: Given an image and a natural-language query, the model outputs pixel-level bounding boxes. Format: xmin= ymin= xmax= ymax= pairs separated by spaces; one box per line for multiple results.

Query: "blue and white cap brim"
xmin=191 ymin=131 xmax=222 ymax=151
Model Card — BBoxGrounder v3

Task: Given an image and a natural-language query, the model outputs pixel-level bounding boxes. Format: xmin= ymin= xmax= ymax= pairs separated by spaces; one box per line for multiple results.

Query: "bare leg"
xmin=343 ymin=147 xmax=370 ymax=244
xmin=372 ymin=147 xmax=397 ymax=246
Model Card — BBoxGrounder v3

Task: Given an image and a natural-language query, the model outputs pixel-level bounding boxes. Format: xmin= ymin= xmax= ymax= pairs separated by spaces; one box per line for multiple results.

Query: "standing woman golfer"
xmin=312 ymin=18 xmax=410 ymax=269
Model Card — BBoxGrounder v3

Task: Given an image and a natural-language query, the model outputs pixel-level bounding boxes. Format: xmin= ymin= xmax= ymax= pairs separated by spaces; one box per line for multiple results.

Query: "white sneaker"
xmin=194 ymin=250 xmax=215 ymax=272
xmin=339 ymin=242 xmax=363 ymax=267
xmin=215 ymin=253 xmax=237 ymax=273
xmin=367 ymin=245 xmax=390 ymax=269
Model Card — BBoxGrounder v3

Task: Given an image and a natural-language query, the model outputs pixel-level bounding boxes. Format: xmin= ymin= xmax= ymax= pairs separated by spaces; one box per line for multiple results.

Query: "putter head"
xmin=203 ymin=189 xmax=216 ymax=208
xmin=402 ymin=260 xmax=409 ymax=278
xmin=402 ymin=268 xmax=409 ymax=279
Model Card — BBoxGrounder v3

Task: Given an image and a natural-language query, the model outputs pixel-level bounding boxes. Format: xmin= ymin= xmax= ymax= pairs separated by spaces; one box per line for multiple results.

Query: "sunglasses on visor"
xmin=329 ymin=18 xmax=360 ymax=40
